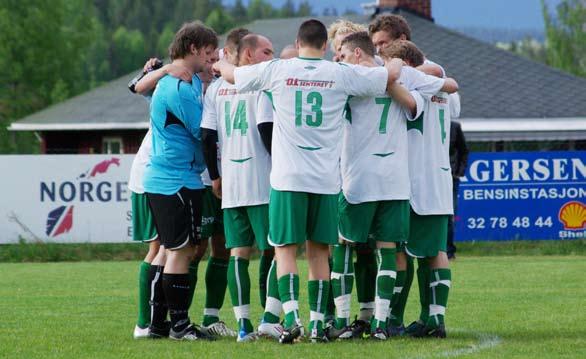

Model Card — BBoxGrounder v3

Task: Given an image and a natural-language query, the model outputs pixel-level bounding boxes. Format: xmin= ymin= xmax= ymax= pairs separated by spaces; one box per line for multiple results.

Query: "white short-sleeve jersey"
xmin=201 ymin=78 xmax=273 ymax=208
xmin=234 ymin=57 xmax=388 ymax=194
xmin=408 ymin=91 xmax=454 ymax=215
xmin=128 ymin=129 xmax=152 ymax=194
xmin=341 ymin=66 xmax=445 ymax=203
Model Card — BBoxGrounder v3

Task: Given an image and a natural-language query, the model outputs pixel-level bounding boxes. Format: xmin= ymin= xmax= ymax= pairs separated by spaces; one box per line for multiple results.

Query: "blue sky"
xmin=226 ymin=0 xmax=564 ymax=30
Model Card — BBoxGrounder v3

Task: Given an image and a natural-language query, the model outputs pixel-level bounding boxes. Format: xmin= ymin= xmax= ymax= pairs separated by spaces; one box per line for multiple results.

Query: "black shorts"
xmin=147 ymin=187 xmax=204 ymax=250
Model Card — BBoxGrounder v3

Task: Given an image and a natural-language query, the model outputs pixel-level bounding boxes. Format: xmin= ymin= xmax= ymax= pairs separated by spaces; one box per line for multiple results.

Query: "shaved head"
xmin=237 ymin=34 xmax=274 ymax=65
xmin=280 ymin=44 xmax=298 ymax=59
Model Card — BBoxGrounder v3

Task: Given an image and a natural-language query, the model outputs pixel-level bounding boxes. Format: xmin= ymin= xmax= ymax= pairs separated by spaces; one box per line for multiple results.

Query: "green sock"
xmin=202 ymin=257 xmax=228 ymax=326
xmin=391 ymin=256 xmax=415 ymax=323
xmin=187 ymin=259 xmax=200 ymax=310
xmin=258 ymin=255 xmax=272 ymax=308
xmin=325 ymin=257 xmax=336 ymax=321
xmin=278 ymin=273 xmax=300 ymax=328
xmin=417 ymin=258 xmax=431 ymax=323
xmin=308 ymin=280 xmax=330 ymax=336
xmin=427 ymin=268 xmax=451 ymax=328
xmin=388 ymin=269 xmax=406 ymax=326
xmin=372 ymin=248 xmax=396 ymax=331
xmin=331 ymin=245 xmax=354 ymax=329
xmin=227 ymin=256 xmax=253 ymax=333
xmin=355 ymin=249 xmax=376 ymax=321
xmin=137 ymin=261 xmax=151 ymax=328
xmin=262 ymin=260 xmax=281 ymax=324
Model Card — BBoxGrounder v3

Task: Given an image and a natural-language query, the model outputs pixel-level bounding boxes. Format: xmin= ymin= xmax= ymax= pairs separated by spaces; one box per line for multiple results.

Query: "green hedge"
xmin=1 ymin=239 xmax=584 ymax=262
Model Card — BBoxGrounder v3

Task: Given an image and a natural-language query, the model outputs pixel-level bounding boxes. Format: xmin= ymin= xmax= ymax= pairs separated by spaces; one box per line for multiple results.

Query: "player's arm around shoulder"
xmin=414 ymin=63 xmax=459 ymax=94
xmin=388 ymin=82 xmax=421 ymax=118
xmin=135 ymin=61 xmax=193 ymax=95
xmin=214 ymin=58 xmax=279 ymax=92
xmin=338 ymin=61 xmax=389 ymax=97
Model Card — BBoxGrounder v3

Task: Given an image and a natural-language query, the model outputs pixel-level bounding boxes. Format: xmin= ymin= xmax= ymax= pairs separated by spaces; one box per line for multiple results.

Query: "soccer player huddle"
xmin=128 ymin=14 xmax=459 ymax=344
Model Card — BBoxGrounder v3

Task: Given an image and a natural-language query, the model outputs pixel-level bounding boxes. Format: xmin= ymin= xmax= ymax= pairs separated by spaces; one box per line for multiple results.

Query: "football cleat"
xmin=133 ymin=325 xmax=149 ymax=339
xmin=405 ymin=320 xmax=426 ymax=336
xmin=371 ymin=327 xmax=388 ymax=340
xmin=148 ymin=321 xmax=171 ymax=339
xmin=237 ymin=330 xmax=259 ymax=343
xmin=412 ymin=324 xmax=447 ymax=339
xmin=325 ymin=325 xmax=353 ymax=340
xmin=279 ymin=323 xmax=304 ymax=344
xmin=349 ymin=317 xmax=370 ymax=339
xmin=386 ymin=323 xmax=405 ymax=337
xmin=169 ymin=323 xmax=216 ymax=341
xmin=258 ymin=322 xmax=284 ymax=339
xmin=203 ymin=321 xmax=237 ymax=337
xmin=309 ymin=328 xmax=329 ymax=343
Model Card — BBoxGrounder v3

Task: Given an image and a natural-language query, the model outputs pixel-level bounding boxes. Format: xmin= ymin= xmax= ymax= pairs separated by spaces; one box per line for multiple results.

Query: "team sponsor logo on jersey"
xmin=431 ymin=95 xmax=448 ymax=104
xmin=285 ymin=78 xmax=335 ymax=88
xmin=218 ymin=88 xmax=256 ymax=96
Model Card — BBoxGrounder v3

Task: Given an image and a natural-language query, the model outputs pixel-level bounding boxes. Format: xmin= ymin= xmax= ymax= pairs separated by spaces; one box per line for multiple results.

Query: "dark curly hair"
xmin=368 ymin=14 xmax=411 ymax=41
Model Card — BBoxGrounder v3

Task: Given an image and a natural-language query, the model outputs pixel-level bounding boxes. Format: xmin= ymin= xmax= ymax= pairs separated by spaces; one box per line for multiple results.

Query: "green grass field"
xmin=1 ymin=256 xmax=585 ymax=358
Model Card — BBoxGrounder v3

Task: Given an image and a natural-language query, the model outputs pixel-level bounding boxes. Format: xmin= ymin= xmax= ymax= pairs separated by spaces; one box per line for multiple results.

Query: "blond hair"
xmin=327 ymin=20 xmax=367 ymax=52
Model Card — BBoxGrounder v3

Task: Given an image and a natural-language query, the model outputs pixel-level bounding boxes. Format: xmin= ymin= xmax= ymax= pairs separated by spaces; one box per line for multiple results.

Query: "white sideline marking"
xmin=430 ymin=328 xmax=502 ymax=358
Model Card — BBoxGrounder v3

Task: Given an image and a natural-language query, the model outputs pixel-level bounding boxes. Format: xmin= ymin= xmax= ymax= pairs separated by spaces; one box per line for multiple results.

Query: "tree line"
xmin=0 ymin=0 xmax=583 ymax=154
xmin=0 ymin=0 xmax=314 ymax=153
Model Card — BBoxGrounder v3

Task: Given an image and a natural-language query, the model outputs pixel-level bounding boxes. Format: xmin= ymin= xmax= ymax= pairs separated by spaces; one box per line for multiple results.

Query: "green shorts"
xmin=201 ymin=186 xmax=223 ymax=239
xmin=224 ymin=204 xmax=270 ymax=250
xmin=406 ymin=209 xmax=448 ymax=258
xmin=339 ymin=195 xmax=409 ymax=244
xmin=131 ymin=192 xmax=157 ymax=242
xmin=268 ymin=189 xmax=338 ymax=247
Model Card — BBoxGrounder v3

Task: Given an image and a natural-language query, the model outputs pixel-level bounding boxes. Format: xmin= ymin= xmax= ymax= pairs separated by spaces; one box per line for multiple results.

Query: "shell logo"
xmin=558 ymin=201 xmax=586 ymax=230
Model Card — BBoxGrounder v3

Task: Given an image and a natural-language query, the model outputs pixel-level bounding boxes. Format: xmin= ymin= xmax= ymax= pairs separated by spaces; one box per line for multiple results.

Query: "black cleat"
xmin=387 ymin=323 xmax=405 ymax=337
xmin=412 ymin=324 xmax=447 ymax=339
xmin=349 ymin=317 xmax=370 ymax=339
xmin=325 ymin=325 xmax=353 ymax=340
xmin=309 ymin=328 xmax=329 ymax=343
xmin=148 ymin=321 xmax=171 ymax=339
xmin=279 ymin=323 xmax=304 ymax=344
xmin=169 ymin=323 xmax=217 ymax=341
xmin=405 ymin=320 xmax=425 ymax=336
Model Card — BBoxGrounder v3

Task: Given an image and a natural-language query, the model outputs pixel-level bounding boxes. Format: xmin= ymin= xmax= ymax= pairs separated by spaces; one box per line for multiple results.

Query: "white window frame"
xmin=102 ymin=136 xmax=124 ymax=154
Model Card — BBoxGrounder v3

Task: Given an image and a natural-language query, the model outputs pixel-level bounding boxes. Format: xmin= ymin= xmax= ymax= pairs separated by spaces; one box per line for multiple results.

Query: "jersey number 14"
xmin=224 ymin=100 xmax=248 ymax=137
